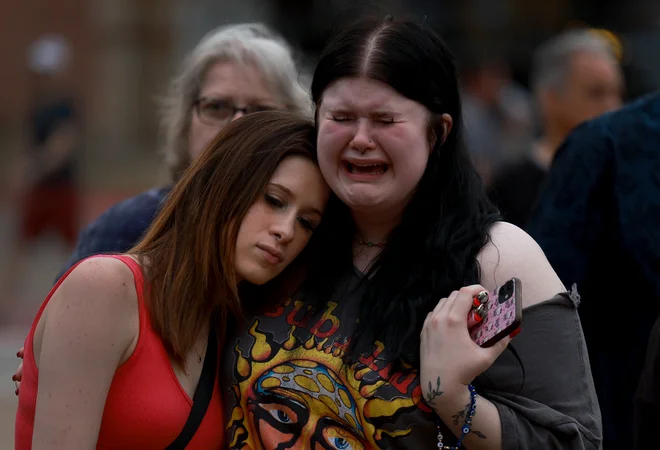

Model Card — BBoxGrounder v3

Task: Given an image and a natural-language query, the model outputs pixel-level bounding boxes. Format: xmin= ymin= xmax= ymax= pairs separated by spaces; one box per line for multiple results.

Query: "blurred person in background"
xmin=461 ymin=55 xmax=534 ymax=186
xmin=1 ymin=35 xmax=82 ymax=319
xmin=57 ymin=22 xmax=311 ymax=278
xmin=527 ymin=93 xmax=660 ymax=449
xmin=489 ymin=29 xmax=623 ymax=229
xmin=11 ymin=20 xmax=313 ymax=397
xmin=15 ymin=111 xmax=330 ymax=449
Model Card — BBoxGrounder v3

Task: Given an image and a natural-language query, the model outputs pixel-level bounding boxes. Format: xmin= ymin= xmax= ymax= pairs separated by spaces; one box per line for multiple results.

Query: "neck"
xmin=350 ymin=207 xmax=405 ymax=273
xmin=535 ymin=124 xmax=566 ymax=169
xmin=352 ymin=209 xmax=400 ymax=244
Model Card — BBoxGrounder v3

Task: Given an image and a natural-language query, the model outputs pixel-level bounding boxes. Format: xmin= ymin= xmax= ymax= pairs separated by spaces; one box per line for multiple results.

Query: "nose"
xmin=349 ymin=119 xmax=375 ymax=154
xmin=269 ymin=214 xmax=295 ymax=244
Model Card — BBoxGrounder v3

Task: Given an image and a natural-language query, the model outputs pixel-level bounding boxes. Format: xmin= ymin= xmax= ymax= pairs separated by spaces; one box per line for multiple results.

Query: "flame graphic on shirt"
xmin=226 ymin=316 xmax=421 ymax=449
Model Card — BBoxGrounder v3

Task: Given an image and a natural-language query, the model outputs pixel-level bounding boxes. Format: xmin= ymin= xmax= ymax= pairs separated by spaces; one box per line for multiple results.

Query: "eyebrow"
xmin=327 ymin=106 xmax=399 ymax=117
xmin=270 ymin=183 xmax=324 ymax=216
xmin=370 ymin=111 xmax=397 ymax=118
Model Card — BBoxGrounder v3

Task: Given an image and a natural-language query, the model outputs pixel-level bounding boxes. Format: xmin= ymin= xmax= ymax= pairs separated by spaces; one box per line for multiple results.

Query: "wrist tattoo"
xmin=472 ymin=430 xmax=487 ymax=439
xmin=452 ymin=399 xmax=487 ymax=439
xmin=425 ymin=377 xmax=444 ymax=406
xmin=452 ymin=402 xmax=472 ymax=425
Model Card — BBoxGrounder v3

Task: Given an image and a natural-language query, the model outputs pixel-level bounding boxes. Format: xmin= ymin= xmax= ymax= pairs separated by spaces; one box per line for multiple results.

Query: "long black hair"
xmin=303 ymin=15 xmax=501 ymax=370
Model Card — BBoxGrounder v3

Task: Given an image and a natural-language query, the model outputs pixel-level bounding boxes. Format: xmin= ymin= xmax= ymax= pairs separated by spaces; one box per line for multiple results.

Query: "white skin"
xmin=10 ymin=58 xmax=289 ymax=394
xmin=28 ymin=156 xmax=329 ymax=449
xmin=317 ymin=77 xmax=451 ymax=271
xmin=316 ymin=76 xmax=565 ymax=449
xmin=188 ymin=59 xmax=284 ymax=160
xmin=234 ymin=156 xmax=330 ymax=284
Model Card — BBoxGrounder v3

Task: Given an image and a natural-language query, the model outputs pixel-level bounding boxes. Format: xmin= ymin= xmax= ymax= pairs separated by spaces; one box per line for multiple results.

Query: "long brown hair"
xmin=131 ymin=110 xmax=318 ymax=367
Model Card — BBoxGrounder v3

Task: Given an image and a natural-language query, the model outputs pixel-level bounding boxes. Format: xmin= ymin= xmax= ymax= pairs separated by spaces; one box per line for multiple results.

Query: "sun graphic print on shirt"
xmin=224 ymin=294 xmax=438 ymax=450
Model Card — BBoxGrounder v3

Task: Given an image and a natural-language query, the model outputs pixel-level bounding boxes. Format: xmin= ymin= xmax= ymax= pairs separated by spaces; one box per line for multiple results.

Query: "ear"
xmin=439 ymin=113 xmax=453 ymax=147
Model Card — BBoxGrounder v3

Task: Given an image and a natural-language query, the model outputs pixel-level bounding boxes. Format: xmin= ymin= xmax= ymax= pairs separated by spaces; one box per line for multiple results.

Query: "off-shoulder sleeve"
xmin=476 ymin=291 xmax=602 ymax=450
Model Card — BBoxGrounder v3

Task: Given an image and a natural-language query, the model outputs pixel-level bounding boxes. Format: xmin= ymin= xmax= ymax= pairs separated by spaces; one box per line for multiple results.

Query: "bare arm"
xmin=430 ymin=381 xmax=504 ymax=449
xmin=429 ymin=221 xmax=597 ymax=450
xmin=422 ymin=284 xmax=508 ymax=450
xmin=32 ymin=257 xmax=138 ymax=450
xmin=478 ymin=221 xmax=566 ymax=307
xmin=422 ymin=222 xmax=579 ymax=450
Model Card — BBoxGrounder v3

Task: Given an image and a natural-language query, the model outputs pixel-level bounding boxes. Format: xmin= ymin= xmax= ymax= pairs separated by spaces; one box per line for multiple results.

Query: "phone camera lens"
xmin=498 ymin=281 xmax=514 ymax=304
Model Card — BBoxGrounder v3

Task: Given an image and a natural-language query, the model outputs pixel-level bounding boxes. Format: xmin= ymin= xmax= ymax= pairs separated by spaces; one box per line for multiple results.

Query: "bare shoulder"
xmin=477 ymin=222 xmax=565 ymax=308
xmin=38 ymin=256 xmax=140 ymax=361
xmin=32 ymin=256 xmax=141 ymax=447
xmin=55 ymin=256 xmax=138 ymax=308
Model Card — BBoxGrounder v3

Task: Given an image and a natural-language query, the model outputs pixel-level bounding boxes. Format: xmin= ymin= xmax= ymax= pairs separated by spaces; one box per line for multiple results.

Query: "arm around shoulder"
xmin=33 ymin=257 xmax=139 ymax=450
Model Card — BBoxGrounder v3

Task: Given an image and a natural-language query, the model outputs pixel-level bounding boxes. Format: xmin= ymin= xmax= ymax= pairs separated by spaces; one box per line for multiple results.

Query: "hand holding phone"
xmin=469 ymin=278 xmax=522 ymax=348
xmin=420 ymin=283 xmax=520 ymax=402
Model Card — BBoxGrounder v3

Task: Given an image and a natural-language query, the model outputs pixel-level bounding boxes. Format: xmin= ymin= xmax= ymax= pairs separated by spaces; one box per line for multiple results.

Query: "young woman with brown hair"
xmin=14 ymin=111 xmax=331 ymax=450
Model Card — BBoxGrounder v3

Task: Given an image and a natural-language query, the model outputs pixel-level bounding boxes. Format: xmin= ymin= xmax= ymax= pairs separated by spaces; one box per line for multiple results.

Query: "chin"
xmin=240 ymin=270 xmax=278 ymax=286
xmin=344 ymin=196 xmax=388 ymax=212
xmin=245 ymin=277 xmax=269 ymax=286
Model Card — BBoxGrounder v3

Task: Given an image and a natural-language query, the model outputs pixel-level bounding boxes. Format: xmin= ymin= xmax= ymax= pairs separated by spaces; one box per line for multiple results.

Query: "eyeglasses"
xmin=193 ymin=97 xmax=277 ymax=125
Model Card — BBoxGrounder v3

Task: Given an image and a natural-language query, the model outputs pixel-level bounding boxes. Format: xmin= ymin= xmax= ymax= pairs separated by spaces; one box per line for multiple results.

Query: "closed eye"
xmin=265 ymin=194 xmax=284 ymax=208
xmin=329 ymin=113 xmax=353 ymax=122
xmin=298 ymin=217 xmax=316 ymax=232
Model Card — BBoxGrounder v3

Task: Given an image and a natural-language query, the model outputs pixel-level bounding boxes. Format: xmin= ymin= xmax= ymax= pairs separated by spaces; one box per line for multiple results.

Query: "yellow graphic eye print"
xmin=226 ymin=300 xmax=434 ymax=449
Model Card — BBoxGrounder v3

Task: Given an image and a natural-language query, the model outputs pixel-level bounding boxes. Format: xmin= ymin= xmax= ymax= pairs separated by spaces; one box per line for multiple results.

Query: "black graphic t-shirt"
xmin=222 ymin=274 xmax=602 ymax=449
xmin=222 ymin=269 xmax=444 ymax=449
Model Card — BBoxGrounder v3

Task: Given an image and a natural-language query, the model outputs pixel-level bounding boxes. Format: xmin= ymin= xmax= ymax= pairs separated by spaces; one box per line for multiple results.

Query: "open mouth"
xmin=345 ymin=162 xmax=389 ymax=175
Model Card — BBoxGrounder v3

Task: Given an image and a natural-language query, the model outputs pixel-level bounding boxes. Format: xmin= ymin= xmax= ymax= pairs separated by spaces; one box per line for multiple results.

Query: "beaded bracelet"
xmin=436 ymin=384 xmax=477 ymax=449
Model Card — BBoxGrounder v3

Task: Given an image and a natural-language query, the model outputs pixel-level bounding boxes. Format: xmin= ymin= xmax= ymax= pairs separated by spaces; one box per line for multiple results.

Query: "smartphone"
xmin=469 ymin=278 xmax=522 ymax=348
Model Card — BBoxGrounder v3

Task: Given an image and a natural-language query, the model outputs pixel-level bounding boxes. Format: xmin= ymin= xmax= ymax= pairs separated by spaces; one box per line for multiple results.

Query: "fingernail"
xmin=15 ymin=389 xmax=19 ymax=396
xmin=509 ymin=327 xmax=522 ymax=338
xmin=473 ymin=291 xmax=488 ymax=307
xmin=11 ymin=375 xmax=16 ymax=382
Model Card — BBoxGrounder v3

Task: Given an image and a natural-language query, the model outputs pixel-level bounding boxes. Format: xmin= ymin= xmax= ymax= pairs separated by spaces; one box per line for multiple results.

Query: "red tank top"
xmin=15 ymin=255 xmax=224 ymax=449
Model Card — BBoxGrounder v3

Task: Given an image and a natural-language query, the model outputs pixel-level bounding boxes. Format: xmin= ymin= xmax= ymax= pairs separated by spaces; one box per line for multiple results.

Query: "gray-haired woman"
xmin=62 ymin=22 xmax=312 ymax=275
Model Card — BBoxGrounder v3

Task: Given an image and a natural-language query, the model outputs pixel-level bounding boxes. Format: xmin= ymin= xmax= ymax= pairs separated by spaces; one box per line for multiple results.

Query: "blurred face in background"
xmin=544 ymin=51 xmax=623 ymax=136
xmin=188 ymin=60 xmax=284 ymax=160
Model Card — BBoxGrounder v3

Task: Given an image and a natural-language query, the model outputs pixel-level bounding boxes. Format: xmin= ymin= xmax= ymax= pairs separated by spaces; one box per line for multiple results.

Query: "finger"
xmin=466 ymin=306 xmax=486 ymax=329
xmin=17 ymin=347 xmax=24 ymax=359
xmin=434 ymin=290 xmax=459 ymax=315
xmin=472 ymin=289 xmax=489 ymax=308
xmin=483 ymin=335 xmax=512 ymax=360
xmin=449 ymin=285 xmax=487 ymax=317
xmin=422 ymin=311 xmax=433 ymax=331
